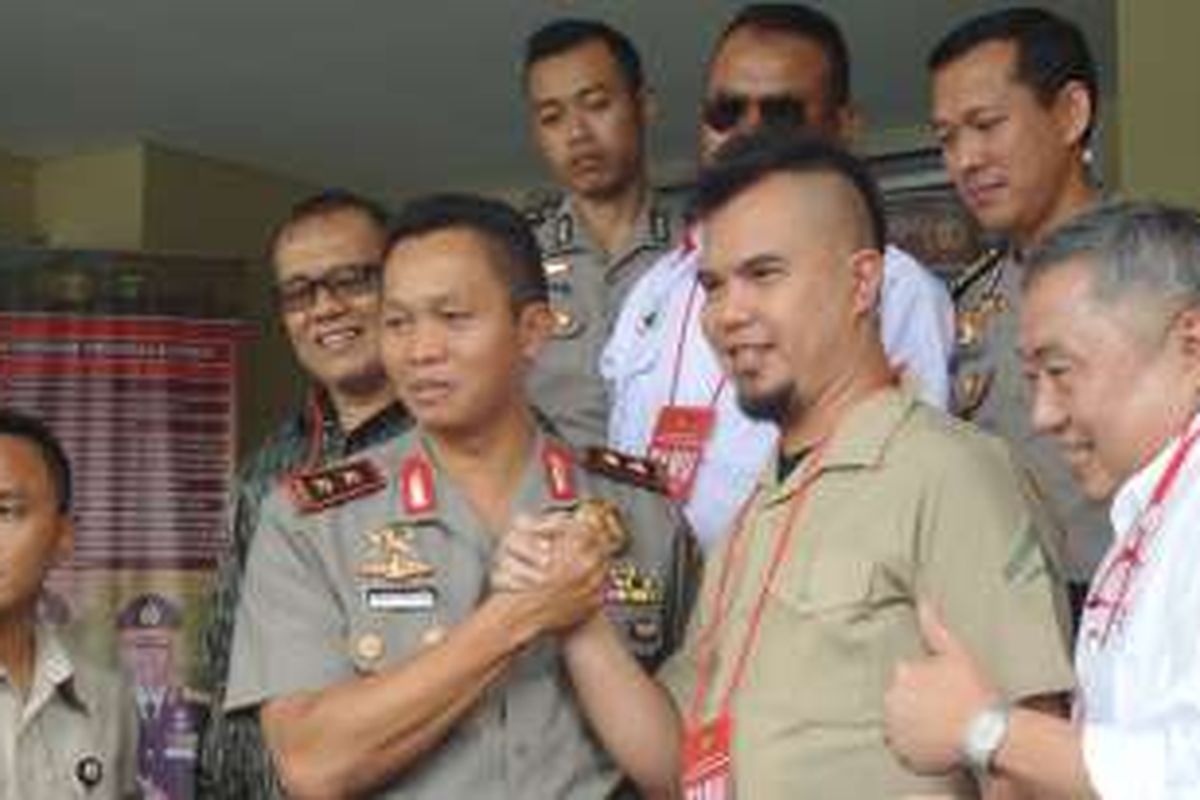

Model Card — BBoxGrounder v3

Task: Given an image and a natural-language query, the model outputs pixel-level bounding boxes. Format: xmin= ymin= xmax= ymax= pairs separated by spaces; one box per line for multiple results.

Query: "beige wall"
xmin=24 ymin=141 xmax=319 ymax=459
xmin=141 ymin=143 xmax=316 ymax=258
xmin=34 ymin=144 xmax=146 ymax=250
xmin=1115 ymin=0 xmax=1200 ymax=207
xmin=0 ymin=149 xmax=36 ymax=243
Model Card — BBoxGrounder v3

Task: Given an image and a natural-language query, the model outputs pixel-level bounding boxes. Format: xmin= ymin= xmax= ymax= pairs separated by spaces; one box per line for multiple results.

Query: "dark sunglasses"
xmin=701 ymin=93 xmax=807 ymax=133
xmin=275 ymin=262 xmax=381 ymax=313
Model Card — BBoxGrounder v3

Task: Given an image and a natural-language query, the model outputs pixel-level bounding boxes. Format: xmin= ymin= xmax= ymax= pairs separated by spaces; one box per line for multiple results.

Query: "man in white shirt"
xmin=602 ymin=3 xmax=953 ymax=548
xmin=883 ymin=201 xmax=1200 ymax=798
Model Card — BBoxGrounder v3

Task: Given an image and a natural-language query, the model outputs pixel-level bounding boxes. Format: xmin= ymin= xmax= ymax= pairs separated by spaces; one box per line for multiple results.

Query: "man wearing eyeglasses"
xmin=198 ymin=190 xmax=410 ymax=798
xmin=885 ymin=202 xmax=1200 ymax=799
xmin=602 ymin=3 xmax=953 ymax=549
xmin=523 ymin=19 xmax=684 ymax=447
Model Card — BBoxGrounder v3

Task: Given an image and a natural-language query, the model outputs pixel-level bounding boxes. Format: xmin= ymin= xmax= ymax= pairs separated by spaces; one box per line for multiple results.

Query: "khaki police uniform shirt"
xmin=0 ymin=624 xmax=138 ymax=800
xmin=664 ymin=387 xmax=1075 ymax=800
xmin=954 ymin=251 xmax=1110 ymax=579
xmin=226 ymin=426 xmax=697 ymax=799
xmin=530 ymin=193 xmax=681 ymax=447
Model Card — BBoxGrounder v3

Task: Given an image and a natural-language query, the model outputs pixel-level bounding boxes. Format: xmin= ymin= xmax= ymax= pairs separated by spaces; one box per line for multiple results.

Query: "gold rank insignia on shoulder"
xmin=359 ymin=523 xmax=435 ymax=584
xmin=583 ymin=447 xmax=665 ymax=493
xmin=289 ymin=459 xmax=385 ymax=515
xmin=605 ymin=561 xmax=663 ymax=606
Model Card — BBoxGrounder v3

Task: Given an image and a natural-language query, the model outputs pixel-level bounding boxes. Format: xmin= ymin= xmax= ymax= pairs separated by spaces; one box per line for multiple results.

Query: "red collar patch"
xmin=400 ymin=452 xmax=437 ymax=517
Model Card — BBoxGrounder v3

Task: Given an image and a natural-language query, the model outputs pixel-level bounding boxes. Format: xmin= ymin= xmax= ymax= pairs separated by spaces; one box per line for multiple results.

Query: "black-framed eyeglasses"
xmin=275 ymin=262 xmax=381 ymax=313
xmin=701 ymin=93 xmax=807 ymax=133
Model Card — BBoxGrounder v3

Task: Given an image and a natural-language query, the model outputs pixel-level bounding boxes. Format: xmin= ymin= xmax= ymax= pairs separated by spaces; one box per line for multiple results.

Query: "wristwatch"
xmin=962 ymin=701 xmax=1010 ymax=777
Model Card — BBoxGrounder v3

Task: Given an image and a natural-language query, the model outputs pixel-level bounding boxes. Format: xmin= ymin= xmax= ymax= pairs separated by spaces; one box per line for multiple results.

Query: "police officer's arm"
xmin=495 ymin=517 xmax=683 ymax=799
xmin=229 ymin=498 xmax=607 ymax=799
xmin=262 ymin=570 xmax=605 ymax=798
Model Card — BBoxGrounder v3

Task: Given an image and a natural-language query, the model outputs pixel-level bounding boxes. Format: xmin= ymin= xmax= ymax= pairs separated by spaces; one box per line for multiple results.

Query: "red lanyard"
xmin=666 ymin=277 xmax=726 ymax=409
xmin=1083 ymin=421 xmax=1200 ymax=646
xmin=687 ymin=449 xmax=825 ymax=723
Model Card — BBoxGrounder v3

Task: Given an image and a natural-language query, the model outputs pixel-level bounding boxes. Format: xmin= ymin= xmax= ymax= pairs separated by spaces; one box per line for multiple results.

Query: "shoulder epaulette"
xmin=582 ymin=447 xmax=665 ymax=493
xmin=950 ymin=248 xmax=1005 ymax=303
xmin=288 ymin=458 xmax=385 ymax=515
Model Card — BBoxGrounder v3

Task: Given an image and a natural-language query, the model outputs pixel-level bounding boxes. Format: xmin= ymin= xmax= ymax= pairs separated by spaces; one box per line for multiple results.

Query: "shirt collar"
xmin=558 ymin=193 xmax=672 ymax=265
xmin=763 ymin=384 xmax=916 ymax=501
xmin=1108 ymin=409 xmax=1200 ymax=534
xmin=16 ymin=624 xmax=88 ymax=718
xmin=392 ymin=423 xmax=577 ymax=526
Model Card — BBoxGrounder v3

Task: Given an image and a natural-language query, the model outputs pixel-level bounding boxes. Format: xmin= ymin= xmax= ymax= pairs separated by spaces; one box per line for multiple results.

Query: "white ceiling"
xmin=0 ymin=0 xmax=1114 ymax=203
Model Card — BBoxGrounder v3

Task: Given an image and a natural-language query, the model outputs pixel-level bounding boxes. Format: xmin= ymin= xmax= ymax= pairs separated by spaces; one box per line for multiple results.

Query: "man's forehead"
xmin=709 ymin=28 xmax=831 ymax=96
xmin=274 ymin=211 xmax=383 ymax=274
xmin=528 ymin=40 xmax=624 ymax=96
xmin=0 ymin=436 xmax=50 ymax=489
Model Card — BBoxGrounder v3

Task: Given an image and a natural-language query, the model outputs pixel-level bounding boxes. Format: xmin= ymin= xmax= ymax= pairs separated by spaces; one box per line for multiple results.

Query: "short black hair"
xmin=0 ymin=408 xmax=72 ymax=513
xmin=693 ymin=129 xmax=886 ymax=251
xmin=717 ymin=3 xmax=851 ymax=109
xmin=524 ymin=18 xmax=644 ymax=94
xmin=386 ymin=193 xmax=548 ymax=309
xmin=929 ymin=7 xmax=1098 ymax=144
xmin=269 ymin=188 xmax=390 ymax=262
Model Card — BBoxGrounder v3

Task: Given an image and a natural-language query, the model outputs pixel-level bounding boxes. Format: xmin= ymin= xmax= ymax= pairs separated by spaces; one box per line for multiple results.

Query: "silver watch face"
xmin=964 ymin=705 xmax=1009 ymax=771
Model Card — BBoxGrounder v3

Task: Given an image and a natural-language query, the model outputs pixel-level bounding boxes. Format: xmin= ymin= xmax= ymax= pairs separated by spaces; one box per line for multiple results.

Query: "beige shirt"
xmin=665 ymin=387 xmax=1075 ymax=799
xmin=227 ymin=427 xmax=697 ymax=799
xmin=529 ymin=193 xmax=682 ymax=447
xmin=0 ymin=624 xmax=137 ymax=800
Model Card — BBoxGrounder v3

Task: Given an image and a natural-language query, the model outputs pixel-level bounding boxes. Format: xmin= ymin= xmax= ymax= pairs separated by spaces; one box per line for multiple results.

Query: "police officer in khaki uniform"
xmin=642 ymin=132 xmax=1075 ymax=798
xmin=0 ymin=410 xmax=138 ymax=800
xmin=226 ymin=194 xmax=695 ymax=798
xmin=931 ymin=8 xmax=1110 ymax=588
xmin=523 ymin=19 xmax=682 ymax=446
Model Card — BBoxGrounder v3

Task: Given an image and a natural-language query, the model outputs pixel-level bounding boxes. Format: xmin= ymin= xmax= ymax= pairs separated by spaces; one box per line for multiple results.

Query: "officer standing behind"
xmin=648 ymin=131 xmax=1074 ymax=798
xmin=0 ymin=409 xmax=138 ymax=800
xmin=117 ymin=593 xmax=207 ymax=800
xmin=523 ymin=19 xmax=682 ymax=446
xmin=930 ymin=7 xmax=1109 ymax=586
xmin=226 ymin=194 xmax=694 ymax=798
xmin=198 ymin=190 xmax=410 ymax=797
xmin=602 ymin=3 xmax=955 ymax=549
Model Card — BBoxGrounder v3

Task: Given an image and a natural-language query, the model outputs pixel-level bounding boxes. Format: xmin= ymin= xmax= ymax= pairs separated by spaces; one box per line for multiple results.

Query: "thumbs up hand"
xmin=883 ymin=600 xmax=999 ymax=774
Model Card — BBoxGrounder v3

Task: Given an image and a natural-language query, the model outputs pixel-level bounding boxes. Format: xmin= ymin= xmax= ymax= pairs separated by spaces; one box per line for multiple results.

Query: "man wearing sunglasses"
xmin=198 ymin=190 xmax=411 ymax=798
xmin=523 ymin=19 xmax=683 ymax=447
xmin=602 ymin=3 xmax=953 ymax=548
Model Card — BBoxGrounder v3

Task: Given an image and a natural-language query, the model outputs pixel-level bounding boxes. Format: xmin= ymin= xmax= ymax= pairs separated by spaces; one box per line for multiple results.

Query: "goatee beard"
xmin=736 ymin=383 xmax=797 ymax=425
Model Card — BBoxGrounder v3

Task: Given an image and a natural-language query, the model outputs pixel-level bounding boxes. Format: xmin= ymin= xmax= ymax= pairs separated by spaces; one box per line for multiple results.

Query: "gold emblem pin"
xmin=359 ymin=525 xmax=435 ymax=584
xmin=355 ymin=632 xmax=385 ymax=662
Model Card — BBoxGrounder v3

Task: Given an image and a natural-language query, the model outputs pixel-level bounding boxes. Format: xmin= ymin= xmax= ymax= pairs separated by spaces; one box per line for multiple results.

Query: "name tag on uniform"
xmin=365 ymin=587 xmax=436 ymax=612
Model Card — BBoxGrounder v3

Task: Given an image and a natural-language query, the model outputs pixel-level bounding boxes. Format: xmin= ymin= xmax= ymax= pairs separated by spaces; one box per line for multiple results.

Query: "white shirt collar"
xmin=1109 ymin=411 xmax=1200 ymax=533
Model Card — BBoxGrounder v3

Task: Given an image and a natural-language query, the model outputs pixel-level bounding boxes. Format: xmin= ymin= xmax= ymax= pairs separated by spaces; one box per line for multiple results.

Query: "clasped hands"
xmin=489 ymin=507 xmax=614 ymax=637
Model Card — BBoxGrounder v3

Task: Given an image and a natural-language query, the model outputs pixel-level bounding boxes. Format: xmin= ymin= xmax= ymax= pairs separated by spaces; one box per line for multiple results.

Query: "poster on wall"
xmin=0 ymin=313 xmax=246 ymax=800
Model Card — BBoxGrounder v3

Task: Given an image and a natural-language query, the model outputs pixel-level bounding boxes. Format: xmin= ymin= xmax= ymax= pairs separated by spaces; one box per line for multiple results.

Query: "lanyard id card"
xmin=682 ymin=712 xmax=734 ymax=800
xmin=648 ymin=405 xmax=716 ymax=501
